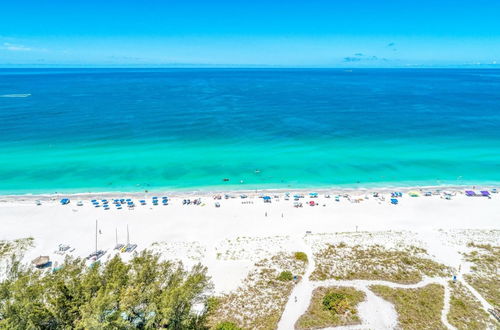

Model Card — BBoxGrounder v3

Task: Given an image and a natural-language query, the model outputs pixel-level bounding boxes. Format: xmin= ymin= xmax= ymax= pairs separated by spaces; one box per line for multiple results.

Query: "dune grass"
xmin=447 ymin=280 xmax=497 ymax=330
xmin=311 ymin=243 xmax=450 ymax=284
xmin=463 ymin=243 xmax=499 ymax=309
xmin=208 ymin=252 xmax=307 ymax=330
xmin=295 ymin=286 xmax=365 ymax=329
xmin=0 ymin=238 xmax=34 ymax=258
xmin=370 ymin=284 xmax=446 ymax=330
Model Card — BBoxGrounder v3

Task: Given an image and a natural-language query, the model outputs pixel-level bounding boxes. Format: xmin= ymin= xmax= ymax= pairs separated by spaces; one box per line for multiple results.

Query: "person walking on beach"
xmin=265 ymin=211 xmax=267 ymax=217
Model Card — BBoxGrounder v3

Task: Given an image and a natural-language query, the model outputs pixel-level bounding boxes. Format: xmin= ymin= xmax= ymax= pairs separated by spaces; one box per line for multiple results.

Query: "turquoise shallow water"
xmin=0 ymin=69 xmax=499 ymax=194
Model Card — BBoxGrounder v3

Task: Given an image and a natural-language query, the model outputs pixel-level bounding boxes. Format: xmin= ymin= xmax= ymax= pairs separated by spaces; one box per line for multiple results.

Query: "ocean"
xmin=0 ymin=68 xmax=499 ymax=194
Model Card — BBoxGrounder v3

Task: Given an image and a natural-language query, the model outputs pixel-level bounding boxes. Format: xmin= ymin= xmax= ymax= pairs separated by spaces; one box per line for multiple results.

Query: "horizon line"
xmin=1 ymin=65 xmax=499 ymax=70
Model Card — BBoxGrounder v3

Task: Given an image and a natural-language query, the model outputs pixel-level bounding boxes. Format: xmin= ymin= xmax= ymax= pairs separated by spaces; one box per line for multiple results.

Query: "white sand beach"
xmin=1 ymin=187 xmax=499 ymax=328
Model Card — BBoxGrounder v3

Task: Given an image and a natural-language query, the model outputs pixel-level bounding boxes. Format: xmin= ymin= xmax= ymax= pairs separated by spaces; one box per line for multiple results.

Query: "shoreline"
xmin=0 ymin=184 xmax=497 ymax=202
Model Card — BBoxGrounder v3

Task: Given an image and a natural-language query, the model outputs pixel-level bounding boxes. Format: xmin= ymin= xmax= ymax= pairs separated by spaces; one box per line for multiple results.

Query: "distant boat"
xmin=88 ymin=220 xmax=106 ymax=261
xmin=0 ymin=93 xmax=31 ymax=98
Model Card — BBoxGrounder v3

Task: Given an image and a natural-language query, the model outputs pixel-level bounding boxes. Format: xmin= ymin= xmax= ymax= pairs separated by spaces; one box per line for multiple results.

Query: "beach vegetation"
xmin=370 ymin=284 xmax=446 ymax=329
xmin=311 ymin=243 xmax=450 ymax=283
xmin=208 ymin=252 xmax=307 ymax=330
xmin=277 ymin=270 xmax=293 ymax=281
xmin=0 ymin=238 xmax=34 ymax=258
xmin=447 ymin=280 xmax=496 ymax=329
xmin=214 ymin=321 xmax=242 ymax=330
xmin=0 ymin=250 xmax=213 ymax=329
xmin=296 ymin=286 xmax=365 ymax=329
xmin=463 ymin=243 xmax=499 ymax=308
xmin=294 ymin=251 xmax=308 ymax=263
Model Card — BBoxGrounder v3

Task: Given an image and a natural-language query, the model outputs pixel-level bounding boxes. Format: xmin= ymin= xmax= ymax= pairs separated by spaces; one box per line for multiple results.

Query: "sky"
xmin=0 ymin=0 xmax=499 ymax=67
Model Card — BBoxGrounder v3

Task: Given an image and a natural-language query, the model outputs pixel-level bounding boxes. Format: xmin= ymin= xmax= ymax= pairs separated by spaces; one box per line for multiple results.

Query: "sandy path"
xmin=277 ymin=235 xmax=316 ymax=329
xmin=456 ymin=275 xmax=497 ymax=323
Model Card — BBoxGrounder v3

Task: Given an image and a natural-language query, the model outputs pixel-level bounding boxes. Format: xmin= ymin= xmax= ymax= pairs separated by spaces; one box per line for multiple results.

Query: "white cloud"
xmin=2 ymin=42 xmax=33 ymax=51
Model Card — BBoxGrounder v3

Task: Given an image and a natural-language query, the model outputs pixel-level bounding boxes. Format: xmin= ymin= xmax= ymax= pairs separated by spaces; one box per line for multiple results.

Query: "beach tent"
xmin=391 ymin=198 xmax=398 ymax=205
xmin=60 ymin=198 xmax=70 ymax=205
xmin=480 ymin=191 xmax=490 ymax=197
xmin=465 ymin=191 xmax=476 ymax=197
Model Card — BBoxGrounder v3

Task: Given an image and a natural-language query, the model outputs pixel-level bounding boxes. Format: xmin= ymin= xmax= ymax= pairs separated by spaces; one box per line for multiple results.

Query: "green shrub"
xmin=215 ymin=321 xmax=242 ymax=330
xmin=322 ymin=292 xmax=351 ymax=314
xmin=277 ymin=270 xmax=293 ymax=281
xmin=294 ymin=252 xmax=308 ymax=262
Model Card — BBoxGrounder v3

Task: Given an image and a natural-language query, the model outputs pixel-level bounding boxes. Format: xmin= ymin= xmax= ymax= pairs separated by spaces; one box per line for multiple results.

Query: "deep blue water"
xmin=0 ymin=68 xmax=499 ymax=193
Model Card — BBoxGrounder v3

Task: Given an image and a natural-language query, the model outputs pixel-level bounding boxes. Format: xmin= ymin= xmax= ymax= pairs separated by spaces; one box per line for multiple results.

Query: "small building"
xmin=31 ymin=256 xmax=50 ymax=268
